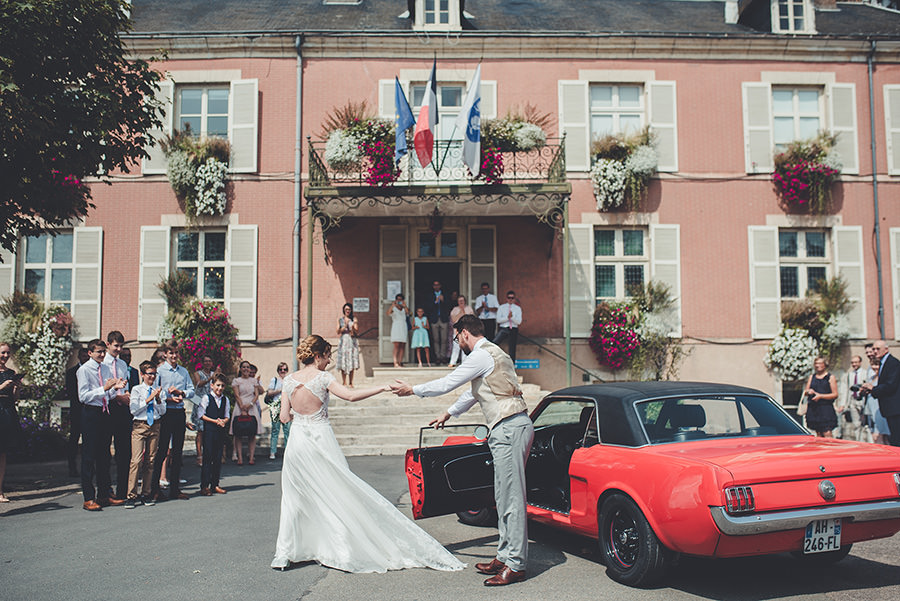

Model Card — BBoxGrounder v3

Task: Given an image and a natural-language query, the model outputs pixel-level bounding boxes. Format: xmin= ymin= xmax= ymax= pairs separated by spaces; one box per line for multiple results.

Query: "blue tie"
xmin=146 ymin=389 xmax=154 ymax=426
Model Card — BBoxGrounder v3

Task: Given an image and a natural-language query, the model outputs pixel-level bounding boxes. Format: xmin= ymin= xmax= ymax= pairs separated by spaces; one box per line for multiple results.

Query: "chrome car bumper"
xmin=710 ymin=500 xmax=900 ymax=536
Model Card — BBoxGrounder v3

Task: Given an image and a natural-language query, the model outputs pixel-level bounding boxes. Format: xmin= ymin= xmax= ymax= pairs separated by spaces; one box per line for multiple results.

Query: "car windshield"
xmin=634 ymin=394 xmax=807 ymax=444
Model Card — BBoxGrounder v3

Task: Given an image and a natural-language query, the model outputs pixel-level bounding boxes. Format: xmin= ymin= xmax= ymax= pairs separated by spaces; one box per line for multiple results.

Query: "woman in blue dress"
xmin=410 ymin=307 xmax=431 ymax=367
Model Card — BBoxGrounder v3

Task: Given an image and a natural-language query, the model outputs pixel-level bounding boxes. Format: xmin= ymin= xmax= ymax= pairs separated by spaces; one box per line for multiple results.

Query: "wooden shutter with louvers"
xmin=568 ymin=224 xmax=595 ymax=338
xmin=71 ymin=227 xmax=103 ymax=341
xmin=480 ymin=81 xmax=497 ymax=119
xmin=0 ymin=246 xmax=15 ymax=301
xmin=229 ymin=79 xmax=259 ymax=173
xmin=468 ymin=226 xmax=496 ymax=301
xmin=226 ymin=225 xmax=258 ymax=341
xmin=379 ymin=225 xmax=408 ymax=363
xmin=558 ymin=80 xmax=591 ymax=172
xmin=650 ymin=224 xmax=682 ymax=336
xmin=833 ymin=226 xmax=866 ymax=339
xmin=884 ymin=85 xmax=900 ymax=175
xmin=143 ymin=79 xmax=174 ymax=175
xmin=742 ymin=82 xmax=774 ymax=173
xmin=138 ymin=226 xmax=170 ymax=341
xmin=829 ymin=83 xmax=858 ymax=175
xmin=647 ymin=81 xmax=678 ymax=172
xmin=378 ymin=79 xmax=398 ymax=119
xmin=748 ymin=226 xmax=781 ymax=338
xmin=891 ymin=228 xmax=900 ymax=341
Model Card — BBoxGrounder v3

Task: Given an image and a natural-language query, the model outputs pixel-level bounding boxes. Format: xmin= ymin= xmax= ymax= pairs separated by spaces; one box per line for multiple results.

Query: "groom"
xmin=391 ymin=314 xmax=534 ymax=586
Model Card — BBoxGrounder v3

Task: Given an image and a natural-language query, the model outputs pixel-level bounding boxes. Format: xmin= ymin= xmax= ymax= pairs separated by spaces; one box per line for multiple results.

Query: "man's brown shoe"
xmin=83 ymin=500 xmax=102 ymax=511
xmin=173 ymin=492 xmax=190 ymax=500
xmin=475 ymin=558 xmax=505 ymax=575
xmin=484 ymin=566 xmax=526 ymax=587
xmin=213 ymin=486 xmax=227 ymax=494
xmin=200 ymin=488 xmax=212 ymax=496
xmin=106 ymin=497 xmax=125 ymax=506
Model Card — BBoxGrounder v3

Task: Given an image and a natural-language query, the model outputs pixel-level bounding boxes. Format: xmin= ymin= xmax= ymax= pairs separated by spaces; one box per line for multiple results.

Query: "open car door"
xmin=405 ymin=425 xmax=495 ymax=519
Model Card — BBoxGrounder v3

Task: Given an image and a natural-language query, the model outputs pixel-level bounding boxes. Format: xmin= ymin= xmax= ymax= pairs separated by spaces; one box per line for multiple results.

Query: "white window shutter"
xmin=379 ymin=225 xmax=408 ymax=363
xmin=229 ymin=79 xmax=259 ymax=173
xmin=481 ymin=80 xmax=497 ymax=119
xmin=650 ymin=224 xmax=682 ymax=337
xmin=0 ymin=246 xmax=15 ymax=301
xmin=833 ymin=226 xmax=866 ymax=339
xmin=742 ymin=82 xmax=774 ymax=173
xmin=378 ymin=79 xmax=397 ymax=119
xmin=71 ymin=227 xmax=103 ymax=341
xmin=891 ymin=228 xmax=900 ymax=341
xmin=828 ymin=83 xmax=858 ymax=175
xmin=884 ymin=85 xmax=900 ymax=176
xmin=138 ymin=226 xmax=170 ymax=341
xmin=748 ymin=225 xmax=780 ymax=338
xmin=226 ymin=225 xmax=258 ymax=341
xmin=468 ymin=226 xmax=496 ymax=303
xmin=647 ymin=81 xmax=678 ymax=173
xmin=568 ymin=224 xmax=595 ymax=338
xmin=558 ymin=80 xmax=590 ymax=172
xmin=142 ymin=79 xmax=174 ymax=175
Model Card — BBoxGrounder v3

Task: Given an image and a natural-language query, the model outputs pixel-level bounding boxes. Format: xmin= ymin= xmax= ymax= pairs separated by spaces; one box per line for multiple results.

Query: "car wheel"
xmin=456 ymin=507 xmax=498 ymax=527
xmin=790 ymin=544 xmax=853 ymax=565
xmin=598 ymin=493 xmax=671 ymax=587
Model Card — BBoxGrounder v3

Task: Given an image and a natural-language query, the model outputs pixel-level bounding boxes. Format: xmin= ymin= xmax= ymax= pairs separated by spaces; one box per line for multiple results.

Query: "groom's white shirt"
xmin=412 ymin=338 xmax=494 ymax=417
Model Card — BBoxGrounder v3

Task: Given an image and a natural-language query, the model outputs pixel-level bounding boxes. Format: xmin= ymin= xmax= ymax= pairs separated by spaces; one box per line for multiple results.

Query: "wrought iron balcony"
xmin=307 ymin=137 xmax=567 ymax=189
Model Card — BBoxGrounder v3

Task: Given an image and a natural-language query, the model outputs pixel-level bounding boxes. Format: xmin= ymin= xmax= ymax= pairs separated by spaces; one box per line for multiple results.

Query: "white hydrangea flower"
xmin=193 ymin=158 xmax=228 ymax=216
xmin=512 ymin=122 xmax=546 ymax=151
xmin=821 ymin=314 xmax=852 ymax=349
xmin=764 ymin=326 xmax=819 ymax=381
xmin=591 ymin=158 xmax=627 ymax=210
xmin=324 ymin=129 xmax=362 ymax=171
xmin=625 ymin=145 xmax=658 ymax=177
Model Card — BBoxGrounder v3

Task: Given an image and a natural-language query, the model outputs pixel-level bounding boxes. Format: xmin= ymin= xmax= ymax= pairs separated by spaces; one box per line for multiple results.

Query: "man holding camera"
xmin=838 ymin=355 xmax=866 ymax=440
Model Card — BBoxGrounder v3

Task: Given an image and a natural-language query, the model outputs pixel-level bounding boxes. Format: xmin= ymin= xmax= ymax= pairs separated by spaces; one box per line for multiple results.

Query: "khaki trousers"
xmin=127 ymin=420 xmax=160 ymax=500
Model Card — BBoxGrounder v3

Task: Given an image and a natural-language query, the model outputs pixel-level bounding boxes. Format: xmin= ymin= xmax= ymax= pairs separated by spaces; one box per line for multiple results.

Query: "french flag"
xmin=413 ymin=59 xmax=438 ymax=166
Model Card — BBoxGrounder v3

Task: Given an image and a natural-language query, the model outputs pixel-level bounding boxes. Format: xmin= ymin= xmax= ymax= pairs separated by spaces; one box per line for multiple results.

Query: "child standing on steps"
xmin=411 ymin=307 xmax=431 ymax=367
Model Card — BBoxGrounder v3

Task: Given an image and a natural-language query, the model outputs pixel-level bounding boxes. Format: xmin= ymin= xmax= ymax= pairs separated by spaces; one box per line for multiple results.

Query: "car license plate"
xmin=803 ymin=518 xmax=842 ymax=554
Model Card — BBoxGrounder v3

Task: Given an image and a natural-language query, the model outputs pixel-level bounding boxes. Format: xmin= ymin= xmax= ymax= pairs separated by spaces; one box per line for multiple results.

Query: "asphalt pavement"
xmin=2 ymin=455 xmax=900 ymax=601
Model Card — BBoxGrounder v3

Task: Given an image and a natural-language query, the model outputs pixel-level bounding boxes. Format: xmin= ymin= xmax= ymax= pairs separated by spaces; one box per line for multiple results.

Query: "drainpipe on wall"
xmin=293 ymin=35 xmax=304 ymax=369
xmin=563 ymin=202 xmax=571 ymax=387
xmin=867 ymin=39 xmax=886 ymax=339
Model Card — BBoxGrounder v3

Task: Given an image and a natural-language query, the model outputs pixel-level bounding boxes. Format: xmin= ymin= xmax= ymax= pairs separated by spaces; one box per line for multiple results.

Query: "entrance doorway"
xmin=414 ymin=263 xmax=461 ymax=313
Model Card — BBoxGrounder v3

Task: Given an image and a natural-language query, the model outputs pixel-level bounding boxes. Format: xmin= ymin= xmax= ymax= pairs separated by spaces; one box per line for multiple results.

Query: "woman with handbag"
xmin=230 ymin=361 xmax=265 ymax=464
xmin=803 ymin=356 xmax=839 ymax=437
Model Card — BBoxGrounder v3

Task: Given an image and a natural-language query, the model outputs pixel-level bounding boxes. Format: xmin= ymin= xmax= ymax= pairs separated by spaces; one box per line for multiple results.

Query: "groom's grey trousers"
xmin=487 ymin=411 xmax=534 ymax=572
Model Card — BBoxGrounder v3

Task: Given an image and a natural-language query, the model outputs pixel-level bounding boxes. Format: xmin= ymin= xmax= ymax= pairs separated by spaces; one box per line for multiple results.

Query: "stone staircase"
xmin=328 ymin=366 xmax=549 ymax=456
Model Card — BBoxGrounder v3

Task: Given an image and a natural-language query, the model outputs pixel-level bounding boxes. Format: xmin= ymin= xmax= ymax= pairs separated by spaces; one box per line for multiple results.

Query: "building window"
xmin=425 ymin=0 xmax=450 ymax=24
xmin=23 ymin=233 xmax=73 ymax=309
xmin=772 ymin=87 xmax=822 ymax=152
xmin=594 ymin=229 xmax=648 ymax=301
xmin=590 ymin=84 xmax=644 ymax=140
xmin=177 ymin=86 xmax=229 ymax=138
xmin=410 ymin=83 xmax=465 ymax=168
xmin=773 ymin=1 xmax=812 ymax=33
xmin=779 ymin=230 xmax=829 ymax=299
xmin=175 ymin=230 xmax=226 ymax=301
xmin=418 ymin=231 xmax=458 ymax=258
xmin=413 ymin=0 xmax=460 ymax=31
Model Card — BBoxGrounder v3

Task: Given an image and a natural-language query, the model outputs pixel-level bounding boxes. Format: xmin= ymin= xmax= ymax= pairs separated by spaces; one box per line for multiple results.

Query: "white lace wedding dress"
xmin=271 ymin=370 xmax=465 ymax=573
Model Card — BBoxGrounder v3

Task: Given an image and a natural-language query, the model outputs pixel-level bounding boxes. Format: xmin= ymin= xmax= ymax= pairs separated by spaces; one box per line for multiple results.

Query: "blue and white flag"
xmin=394 ymin=77 xmax=416 ymax=166
xmin=454 ymin=64 xmax=481 ymax=176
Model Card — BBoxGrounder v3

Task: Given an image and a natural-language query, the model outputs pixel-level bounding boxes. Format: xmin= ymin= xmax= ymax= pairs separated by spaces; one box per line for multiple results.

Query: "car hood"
xmin=647 ymin=436 xmax=900 ymax=483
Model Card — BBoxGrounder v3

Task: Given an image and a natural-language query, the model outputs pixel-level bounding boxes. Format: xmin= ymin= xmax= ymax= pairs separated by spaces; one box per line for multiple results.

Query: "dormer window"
xmin=414 ymin=0 xmax=460 ymax=31
xmin=772 ymin=0 xmax=815 ymax=34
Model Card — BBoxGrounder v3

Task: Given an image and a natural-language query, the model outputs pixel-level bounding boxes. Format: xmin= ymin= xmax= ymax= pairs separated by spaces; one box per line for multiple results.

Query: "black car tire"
xmin=456 ymin=507 xmax=498 ymax=527
xmin=790 ymin=544 xmax=853 ymax=565
xmin=598 ymin=493 xmax=671 ymax=587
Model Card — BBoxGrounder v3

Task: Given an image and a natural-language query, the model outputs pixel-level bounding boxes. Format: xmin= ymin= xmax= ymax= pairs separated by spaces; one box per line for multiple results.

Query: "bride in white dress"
xmin=271 ymin=335 xmax=465 ymax=573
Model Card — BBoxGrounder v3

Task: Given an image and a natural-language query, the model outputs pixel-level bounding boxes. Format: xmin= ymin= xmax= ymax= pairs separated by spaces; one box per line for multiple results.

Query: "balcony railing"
xmin=308 ymin=137 xmax=566 ymax=189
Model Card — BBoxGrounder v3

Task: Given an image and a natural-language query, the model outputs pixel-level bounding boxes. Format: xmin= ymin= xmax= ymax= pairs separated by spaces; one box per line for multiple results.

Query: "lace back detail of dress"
xmin=284 ymin=371 xmax=332 ymax=425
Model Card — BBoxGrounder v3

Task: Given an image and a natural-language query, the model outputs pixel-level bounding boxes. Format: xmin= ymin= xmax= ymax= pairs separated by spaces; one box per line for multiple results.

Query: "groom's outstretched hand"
xmin=391 ymin=379 xmax=414 ymax=396
xmin=429 ymin=411 xmax=451 ymax=429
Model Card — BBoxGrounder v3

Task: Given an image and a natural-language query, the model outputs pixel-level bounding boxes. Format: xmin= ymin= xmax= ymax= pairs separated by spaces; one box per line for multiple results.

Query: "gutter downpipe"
xmin=868 ymin=40 xmax=886 ymax=339
xmin=293 ymin=35 xmax=303 ymax=369
xmin=563 ymin=201 xmax=572 ymax=387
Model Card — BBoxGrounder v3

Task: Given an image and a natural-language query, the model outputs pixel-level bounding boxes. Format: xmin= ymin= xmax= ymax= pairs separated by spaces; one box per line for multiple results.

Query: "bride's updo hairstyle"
xmin=297 ymin=334 xmax=332 ymax=365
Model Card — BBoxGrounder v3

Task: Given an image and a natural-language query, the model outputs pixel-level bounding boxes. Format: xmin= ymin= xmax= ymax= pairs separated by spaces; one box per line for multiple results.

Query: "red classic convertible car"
xmin=405 ymin=382 xmax=900 ymax=587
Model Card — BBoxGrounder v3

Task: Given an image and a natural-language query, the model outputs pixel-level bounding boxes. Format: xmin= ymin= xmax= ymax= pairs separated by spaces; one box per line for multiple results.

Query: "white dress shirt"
xmin=196 ymin=393 xmax=231 ymax=420
xmin=413 ymin=338 xmax=495 ymax=417
xmin=76 ymin=358 xmax=113 ymax=407
xmin=475 ymin=293 xmax=499 ymax=320
xmin=130 ymin=383 xmax=167 ymax=422
xmin=496 ymin=303 xmax=522 ymax=329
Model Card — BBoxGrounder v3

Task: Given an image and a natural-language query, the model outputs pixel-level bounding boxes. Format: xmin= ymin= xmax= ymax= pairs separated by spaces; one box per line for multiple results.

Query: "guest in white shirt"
xmin=104 ymin=331 xmax=132 ymax=502
xmin=76 ymin=339 xmax=126 ymax=511
xmin=125 ymin=361 xmax=166 ymax=508
xmin=474 ymin=282 xmax=500 ymax=340
xmin=838 ymin=355 xmax=866 ymax=440
xmin=199 ymin=373 xmax=231 ymax=495
xmin=493 ymin=290 xmax=523 ymax=363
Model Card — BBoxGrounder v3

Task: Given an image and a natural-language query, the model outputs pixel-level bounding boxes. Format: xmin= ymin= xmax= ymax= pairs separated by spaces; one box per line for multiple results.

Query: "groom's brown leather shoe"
xmin=475 ymin=558 xmax=505 ymax=575
xmin=484 ymin=566 xmax=526 ymax=586
xmin=82 ymin=500 xmax=102 ymax=511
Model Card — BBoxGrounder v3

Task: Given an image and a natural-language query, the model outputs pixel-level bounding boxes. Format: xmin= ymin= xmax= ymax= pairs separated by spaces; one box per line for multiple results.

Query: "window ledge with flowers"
xmin=163 ymin=129 xmax=232 ymax=221
xmin=590 ymin=128 xmax=658 ymax=212
xmin=772 ymin=133 xmax=842 ymax=215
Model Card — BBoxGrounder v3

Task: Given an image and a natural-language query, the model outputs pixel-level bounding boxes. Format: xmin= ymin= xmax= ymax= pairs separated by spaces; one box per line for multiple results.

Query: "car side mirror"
xmin=473 ymin=424 xmax=489 ymax=440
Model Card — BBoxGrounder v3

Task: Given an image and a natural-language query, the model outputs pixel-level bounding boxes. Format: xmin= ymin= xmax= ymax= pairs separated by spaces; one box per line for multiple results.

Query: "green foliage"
xmin=591 ymin=127 xmax=654 ymax=161
xmin=168 ymin=300 xmax=241 ymax=375
xmin=774 ymin=275 xmax=852 ymax=364
xmin=157 ymin=271 xmax=196 ymax=315
xmin=0 ymin=0 xmax=164 ymax=254
xmin=319 ymin=100 xmax=373 ymax=137
xmin=162 ymin=129 xmax=231 ymax=219
xmin=780 ymin=299 xmax=824 ymax=340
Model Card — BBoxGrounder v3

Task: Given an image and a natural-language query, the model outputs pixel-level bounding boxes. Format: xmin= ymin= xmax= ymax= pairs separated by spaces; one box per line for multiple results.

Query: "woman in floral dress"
xmin=335 ymin=303 xmax=359 ymax=387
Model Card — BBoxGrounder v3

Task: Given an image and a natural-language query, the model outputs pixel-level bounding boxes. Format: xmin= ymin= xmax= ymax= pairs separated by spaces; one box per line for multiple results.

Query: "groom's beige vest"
xmin=472 ymin=340 xmax=527 ymax=428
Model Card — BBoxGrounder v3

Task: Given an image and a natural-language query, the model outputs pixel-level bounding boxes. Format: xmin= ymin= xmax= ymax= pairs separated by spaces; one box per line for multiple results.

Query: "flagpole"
xmin=435 ymin=123 xmax=459 ymax=174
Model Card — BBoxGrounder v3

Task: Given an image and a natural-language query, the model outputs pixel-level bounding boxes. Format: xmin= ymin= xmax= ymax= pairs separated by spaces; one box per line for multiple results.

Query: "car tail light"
xmin=894 ymin=473 xmax=900 ymax=496
xmin=724 ymin=486 xmax=755 ymax=514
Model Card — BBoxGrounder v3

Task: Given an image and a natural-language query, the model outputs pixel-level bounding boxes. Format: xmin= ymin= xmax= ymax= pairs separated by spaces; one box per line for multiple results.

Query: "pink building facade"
xmin=3 ymin=0 xmax=900 ymax=402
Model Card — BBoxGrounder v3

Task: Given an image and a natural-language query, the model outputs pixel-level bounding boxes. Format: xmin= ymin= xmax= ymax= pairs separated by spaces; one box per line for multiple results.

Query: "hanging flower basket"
xmin=772 ymin=133 xmax=841 ymax=214
xmin=163 ymin=129 xmax=231 ymax=219
xmin=590 ymin=128 xmax=658 ymax=211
